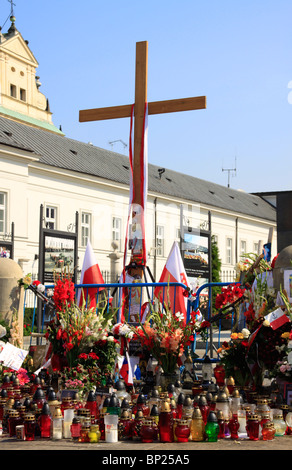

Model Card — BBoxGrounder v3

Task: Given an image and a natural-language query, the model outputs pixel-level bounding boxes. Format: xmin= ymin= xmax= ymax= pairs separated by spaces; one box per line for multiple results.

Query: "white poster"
xmin=0 ymin=342 xmax=28 ymax=371
xmin=284 ymin=270 xmax=292 ymax=302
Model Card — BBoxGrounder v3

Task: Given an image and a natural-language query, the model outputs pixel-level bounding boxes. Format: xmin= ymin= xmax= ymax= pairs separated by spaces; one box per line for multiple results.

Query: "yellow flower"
xmin=230 ymin=333 xmax=240 ymax=340
xmin=281 ymin=332 xmax=290 ymax=339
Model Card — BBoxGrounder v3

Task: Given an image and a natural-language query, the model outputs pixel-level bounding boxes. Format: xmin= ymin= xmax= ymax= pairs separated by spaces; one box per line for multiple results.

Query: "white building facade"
xmin=0 ymin=17 xmax=277 ymax=287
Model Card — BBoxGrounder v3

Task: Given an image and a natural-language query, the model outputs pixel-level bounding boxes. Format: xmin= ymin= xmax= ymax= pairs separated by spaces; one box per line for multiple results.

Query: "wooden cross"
xmin=79 ymin=41 xmax=206 ymax=269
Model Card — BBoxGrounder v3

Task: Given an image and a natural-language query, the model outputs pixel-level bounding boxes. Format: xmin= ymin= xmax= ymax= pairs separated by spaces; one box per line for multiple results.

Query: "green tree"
xmin=211 ymin=235 xmax=222 ymax=306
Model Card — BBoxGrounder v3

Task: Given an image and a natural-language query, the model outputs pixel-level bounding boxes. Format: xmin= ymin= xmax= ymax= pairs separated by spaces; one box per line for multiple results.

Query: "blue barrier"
xmin=75 ymin=281 xmax=190 ymax=323
xmin=24 ymin=280 xmax=242 ymax=360
xmin=190 ymin=281 xmax=242 ymax=362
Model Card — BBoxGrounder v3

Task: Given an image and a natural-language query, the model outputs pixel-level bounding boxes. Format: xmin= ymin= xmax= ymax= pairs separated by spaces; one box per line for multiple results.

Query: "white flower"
xmin=175 ymin=312 xmax=185 ymax=322
xmin=37 ymin=283 xmax=46 ymax=293
xmin=241 ymin=328 xmax=250 ymax=339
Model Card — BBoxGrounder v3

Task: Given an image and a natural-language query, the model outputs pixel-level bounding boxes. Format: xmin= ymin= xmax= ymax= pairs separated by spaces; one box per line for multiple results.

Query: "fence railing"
xmin=23 ymin=280 xmax=242 ymax=360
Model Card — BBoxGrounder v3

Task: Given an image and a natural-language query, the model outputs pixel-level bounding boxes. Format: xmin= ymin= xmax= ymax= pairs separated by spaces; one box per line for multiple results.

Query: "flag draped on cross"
xmin=154 ymin=241 xmax=189 ymax=324
xmin=77 ymin=240 xmax=105 ymax=309
xmin=119 ymin=103 xmax=148 ymax=323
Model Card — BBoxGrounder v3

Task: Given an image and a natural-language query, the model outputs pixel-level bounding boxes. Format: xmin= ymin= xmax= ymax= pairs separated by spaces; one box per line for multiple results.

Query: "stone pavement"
xmin=1 ymin=434 xmax=292 ymax=452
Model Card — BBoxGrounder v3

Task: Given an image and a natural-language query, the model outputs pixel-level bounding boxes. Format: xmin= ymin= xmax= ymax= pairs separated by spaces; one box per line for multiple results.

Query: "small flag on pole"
xmin=77 ymin=240 xmax=105 ymax=308
xmin=154 ymin=241 xmax=189 ymax=323
xmin=264 ymin=307 xmax=290 ymax=330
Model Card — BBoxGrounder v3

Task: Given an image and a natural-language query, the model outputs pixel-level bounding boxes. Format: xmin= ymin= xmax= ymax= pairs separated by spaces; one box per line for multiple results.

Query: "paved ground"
xmin=1 ymin=434 xmax=292 ymax=452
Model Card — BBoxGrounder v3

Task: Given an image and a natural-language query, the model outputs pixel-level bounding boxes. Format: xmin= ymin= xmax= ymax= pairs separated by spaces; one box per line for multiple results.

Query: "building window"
xmin=112 ymin=217 xmax=121 ymax=250
xmin=156 ymin=225 xmax=164 ymax=257
xmin=20 ymin=88 xmax=26 ymax=102
xmin=81 ymin=212 xmax=91 ymax=247
xmin=10 ymin=84 xmax=16 ymax=98
xmin=226 ymin=237 xmax=233 ymax=264
xmin=240 ymin=240 xmax=247 ymax=256
xmin=0 ymin=192 xmax=6 ymax=234
xmin=45 ymin=206 xmax=57 ymax=229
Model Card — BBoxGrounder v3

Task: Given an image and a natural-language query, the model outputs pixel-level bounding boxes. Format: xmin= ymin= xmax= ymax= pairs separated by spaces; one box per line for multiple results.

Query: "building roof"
xmin=0 ymin=114 xmax=276 ymax=222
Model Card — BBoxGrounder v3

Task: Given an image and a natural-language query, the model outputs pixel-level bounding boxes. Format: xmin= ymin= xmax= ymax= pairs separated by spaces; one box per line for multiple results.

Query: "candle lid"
xmin=52 ymin=407 xmax=63 ymax=419
xmin=192 ymin=407 xmax=203 ymax=419
xmin=24 ymin=413 xmax=35 ymax=421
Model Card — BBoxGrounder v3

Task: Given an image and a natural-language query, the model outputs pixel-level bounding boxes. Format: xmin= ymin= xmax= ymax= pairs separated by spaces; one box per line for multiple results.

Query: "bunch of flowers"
xmin=130 ymin=305 xmax=204 ymax=375
xmin=45 ymin=299 xmax=116 ymax=369
xmin=217 ymin=329 xmax=253 ymax=387
xmin=0 ymin=365 xmax=30 ymax=386
xmin=59 ymin=336 xmax=119 ymax=393
xmin=215 ymin=283 xmax=246 ymax=310
xmin=53 ymin=274 xmax=75 ymax=312
xmin=45 ymin=272 xmax=118 ymax=373
xmin=269 ymin=331 xmax=292 ymax=381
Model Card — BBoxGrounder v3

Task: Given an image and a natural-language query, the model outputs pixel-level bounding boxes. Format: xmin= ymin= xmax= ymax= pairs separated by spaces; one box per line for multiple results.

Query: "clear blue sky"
xmin=2 ymin=0 xmax=292 ymax=194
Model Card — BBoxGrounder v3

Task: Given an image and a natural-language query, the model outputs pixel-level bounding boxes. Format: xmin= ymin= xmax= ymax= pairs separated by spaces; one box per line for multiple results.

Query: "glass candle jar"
xmin=215 ymin=391 xmax=231 ymax=420
xmin=24 ymin=413 xmax=36 ymax=441
xmin=39 ymin=403 xmax=52 ymax=438
xmin=78 ymin=425 xmax=90 ymax=443
xmin=98 ymin=412 xmax=105 ymax=440
xmin=213 ymin=364 xmax=225 ymax=387
xmin=0 ymin=397 xmax=7 ymax=421
xmin=273 ymin=412 xmax=287 ymax=436
xmin=33 ymin=388 xmax=46 ymax=410
xmin=159 ymin=401 xmax=174 ymax=443
xmin=198 ymin=396 xmax=210 ymax=425
xmin=261 ymin=421 xmax=276 ymax=441
xmin=205 ymin=411 xmax=219 ymax=442
xmin=70 ymin=417 xmax=81 ymax=440
xmin=230 ymin=389 xmax=241 ymax=416
xmin=63 ymin=408 xmax=75 ymax=438
xmin=246 ymin=414 xmax=260 ymax=441
xmin=8 ymin=409 xmax=22 ymax=437
xmin=140 ymin=419 xmax=156 ymax=443
xmin=150 ymin=404 xmax=159 ymax=426
xmin=131 ymin=410 xmax=144 ymax=441
xmin=88 ymin=424 xmax=101 ymax=443
xmin=175 ymin=419 xmax=190 ymax=442
xmin=118 ymin=410 xmax=133 ymax=441
xmin=176 ymin=393 xmax=185 ymax=419
xmin=52 ymin=406 xmax=63 ymax=440
xmin=229 ymin=414 xmax=240 ymax=439
xmin=104 ymin=413 xmax=119 ymax=443
xmin=190 ymin=408 xmax=205 ymax=442
xmin=217 ymin=410 xmax=225 ymax=439
xmin=85 ymin=390 xmax=98 ymax=420
xmin=132 ymin=394 xmax=150 ymax=417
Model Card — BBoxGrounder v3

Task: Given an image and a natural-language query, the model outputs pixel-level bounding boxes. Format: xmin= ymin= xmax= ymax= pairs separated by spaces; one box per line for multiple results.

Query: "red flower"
xmin=65 ymin=342 xmax=74 ymax=351
xmin=78 ymin=353 xmax=88 ymax=360
xmin=56 ymin=328 xmax=62 ymax=340
xmin=89 ymin=352 xmax=99 ymax=360
xmin=32 ymin=280 xmax=41 ymax=286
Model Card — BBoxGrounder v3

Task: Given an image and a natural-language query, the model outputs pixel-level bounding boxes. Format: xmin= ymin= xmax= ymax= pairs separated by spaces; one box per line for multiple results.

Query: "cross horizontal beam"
xmin=79 ymin=96 xmax=206 ymax=122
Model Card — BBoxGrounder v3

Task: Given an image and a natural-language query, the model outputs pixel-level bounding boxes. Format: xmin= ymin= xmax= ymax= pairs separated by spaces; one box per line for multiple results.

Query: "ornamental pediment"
xmin=1 ymin=33 xmax=38 ymax=66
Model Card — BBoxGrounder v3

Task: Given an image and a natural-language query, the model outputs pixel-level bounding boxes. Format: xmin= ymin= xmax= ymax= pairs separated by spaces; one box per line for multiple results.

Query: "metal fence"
xmin=23 ymin=280 xmax=240 ymax=360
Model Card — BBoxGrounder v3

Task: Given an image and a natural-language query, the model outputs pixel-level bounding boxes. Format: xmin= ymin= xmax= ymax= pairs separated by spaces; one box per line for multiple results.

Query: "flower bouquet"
xmin=130 ymin=303 xmax=204 ymax=377
xmin=44 ymin=273 xmax=119 ymax=393
xmin=217 ymin=329 xmax=253 ymax=387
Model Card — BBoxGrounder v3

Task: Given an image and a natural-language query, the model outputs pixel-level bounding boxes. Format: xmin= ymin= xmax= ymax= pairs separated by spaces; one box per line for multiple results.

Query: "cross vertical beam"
xmin=133 ymin=41 xmax=148 ymax=207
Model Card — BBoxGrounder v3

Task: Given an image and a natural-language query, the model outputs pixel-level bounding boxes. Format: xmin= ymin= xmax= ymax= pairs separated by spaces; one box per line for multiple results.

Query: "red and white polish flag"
xmin=77 ymin=240 xmax=105 ymax=308
xmin=264 ymin=307 xmax=290 ymax=330
xmin=154 ymin=241 xmax=189 ymax=324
